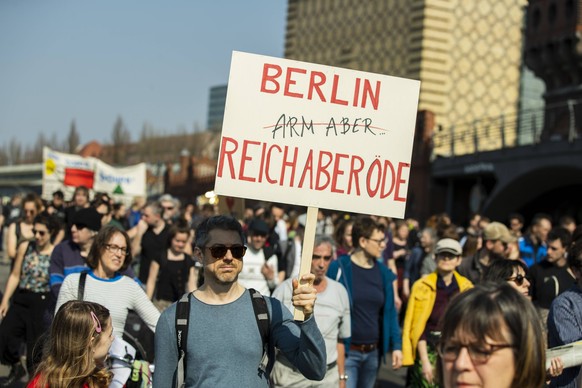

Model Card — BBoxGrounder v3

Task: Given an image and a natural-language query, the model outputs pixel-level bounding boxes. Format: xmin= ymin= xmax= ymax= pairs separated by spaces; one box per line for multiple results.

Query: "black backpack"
xmin=174 ymin=288 xmax=270 ymax=388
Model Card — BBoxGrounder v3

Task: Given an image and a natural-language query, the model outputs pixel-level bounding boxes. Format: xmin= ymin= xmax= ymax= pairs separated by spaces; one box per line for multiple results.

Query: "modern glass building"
xmin=207 ymin=85 xmax=228 ymax=131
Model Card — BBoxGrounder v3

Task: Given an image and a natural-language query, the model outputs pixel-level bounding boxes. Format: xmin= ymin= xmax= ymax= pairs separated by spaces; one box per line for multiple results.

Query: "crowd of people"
xmin=0 ymin=187 xmax=580 ymax=387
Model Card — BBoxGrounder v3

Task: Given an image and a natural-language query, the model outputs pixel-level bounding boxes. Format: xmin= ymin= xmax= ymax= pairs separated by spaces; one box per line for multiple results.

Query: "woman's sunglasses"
xmin=205 ymin=245 xmax=247 ymax=259
xmin=507 ymin=274 xmax=528 ymax=286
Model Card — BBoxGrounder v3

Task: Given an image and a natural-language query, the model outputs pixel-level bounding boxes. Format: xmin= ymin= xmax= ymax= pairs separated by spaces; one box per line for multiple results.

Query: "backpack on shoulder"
xmin=174 ymin=288 xmax=270 ymax=388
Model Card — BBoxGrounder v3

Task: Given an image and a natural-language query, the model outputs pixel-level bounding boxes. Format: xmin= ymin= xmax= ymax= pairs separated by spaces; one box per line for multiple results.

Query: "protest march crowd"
xmin=0 ymin=187 xmax=581 ymax=387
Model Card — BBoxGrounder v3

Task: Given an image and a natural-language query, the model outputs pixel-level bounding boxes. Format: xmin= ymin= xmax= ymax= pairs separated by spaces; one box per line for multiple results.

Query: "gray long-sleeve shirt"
xmin=153 ymin=290 xmax=326 ymax=387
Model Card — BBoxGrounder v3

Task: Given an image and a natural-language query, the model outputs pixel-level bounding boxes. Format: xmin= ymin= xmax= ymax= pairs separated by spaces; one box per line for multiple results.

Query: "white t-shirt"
xmin=238 ymin=247 xmax=279 ymax=295
xmin=275 ymin=219 xmax=288 ymax=243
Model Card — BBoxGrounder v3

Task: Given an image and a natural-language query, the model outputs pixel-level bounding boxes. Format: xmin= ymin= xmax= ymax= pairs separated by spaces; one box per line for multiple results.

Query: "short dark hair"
xmin=508 ymin=213 xmax=524 ymax=224
xmin=482 ymin=258 xmax=527 ymax=283
xmin=351 ymin=217 xmax=381 ymax=249
xmin=333 ymin=218 xmax=354 ymax=248
xmin=52 ymin=190 xmax=64 ymax=199
xmin=194 ymin=216 xmax=245 ymax=248
xmin=439 ymin=283 xmax=546 ymax=388
xmin=23 ymin=193 xmax=43 ymax=212
xmin=33 ymin=214 xmax=60 ymax=239
xmin=547 ymin=227 xmax=572 ymax=248
xmin=86 ymin=225 xmax=132 ymax=271
xmin=92 ymin=198 xmax=111 ymax=214
xmin=166 ymin=222 xmax=191 ymax=248
xmin=269 ymin=202 xmax=285 ymax=211
xmin=73 ymin=186 xmax=90 ymax=199
xmin=559 ymin=215 xmax=576 ymax=227
xmin=568 ymin=238 xmax=582 ymax=272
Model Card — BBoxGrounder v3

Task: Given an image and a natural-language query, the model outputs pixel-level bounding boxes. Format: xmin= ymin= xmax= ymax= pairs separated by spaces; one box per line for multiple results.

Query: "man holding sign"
xmin=211 ymin=50 xmax=417 ymax=387
xmin=153 ymin=216 xmax=326 ymax=387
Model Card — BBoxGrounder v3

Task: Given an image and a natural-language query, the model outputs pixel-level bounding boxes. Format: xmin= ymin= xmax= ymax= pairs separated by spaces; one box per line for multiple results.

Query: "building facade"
xmin=524 ymin=0 xmax=582 ymax=142
xmin=284 ymin=0 xmax=527 ymax=156
xmin=207 ymin=85 xmax=228 ymax=132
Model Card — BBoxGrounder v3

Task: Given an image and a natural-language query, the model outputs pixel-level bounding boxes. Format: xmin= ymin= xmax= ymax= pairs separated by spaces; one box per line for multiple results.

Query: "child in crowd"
xmin=28 ymin=300 xmax=114 ymax=388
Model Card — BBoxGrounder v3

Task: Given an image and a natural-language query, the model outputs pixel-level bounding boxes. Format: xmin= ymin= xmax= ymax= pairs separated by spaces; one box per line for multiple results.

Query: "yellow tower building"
xmin=285 ymin=0 xmax=527 ymax=156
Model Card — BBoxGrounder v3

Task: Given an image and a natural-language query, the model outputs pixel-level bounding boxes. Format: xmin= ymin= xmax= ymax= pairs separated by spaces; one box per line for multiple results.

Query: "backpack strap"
xmin=248 ymin=288 xmax=270 ymax=377
xmin=77 ymin=271 xmax=89 ymax=301
xmin=174 ymin=289 xmax=271 ymax=385
xmin=175 ymin=292 xmax=191 ymax=388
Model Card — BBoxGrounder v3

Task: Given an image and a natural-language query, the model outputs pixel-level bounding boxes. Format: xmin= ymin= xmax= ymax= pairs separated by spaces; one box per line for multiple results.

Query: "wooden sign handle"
xmin=293 ymin=206 xmax=318 ymax=321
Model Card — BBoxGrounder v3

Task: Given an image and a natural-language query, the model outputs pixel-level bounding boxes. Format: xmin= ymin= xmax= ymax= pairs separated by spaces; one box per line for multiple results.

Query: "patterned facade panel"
xmin=285 ymin=0 xmax=526 ymax=156
xmin=440 ymin=0 xmax=526 ymax=155
xmin=285 ymin=0 xmax=415 ymax=77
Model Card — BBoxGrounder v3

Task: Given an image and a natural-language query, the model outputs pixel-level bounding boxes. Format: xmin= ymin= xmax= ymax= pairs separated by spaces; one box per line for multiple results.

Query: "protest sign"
xmin=215 ymin=51 xmax=420 ymax=218
xmin=214 ymin=52 xmax=420 ymax=319
xmin=43 ymin=147 xmax=146 ymax=204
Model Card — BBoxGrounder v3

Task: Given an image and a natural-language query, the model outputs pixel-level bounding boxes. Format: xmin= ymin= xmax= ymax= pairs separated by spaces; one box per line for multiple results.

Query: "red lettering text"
xmin=260 ymin=63 xmax=282 ymax=94
xmin=239 ymin=140 xmax=260 ymax=182
xmin=284 ymin=67 xmax=307 ymax=98
xmin=394 ymin=162 xmax=410 ymax=202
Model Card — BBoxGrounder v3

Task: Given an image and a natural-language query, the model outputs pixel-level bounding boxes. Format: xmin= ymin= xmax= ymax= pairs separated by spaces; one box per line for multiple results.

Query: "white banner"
xmin=42 ymin=147 xmax=146 ymax=203
xmin=214 ymin=51 xmax=420 ymax=218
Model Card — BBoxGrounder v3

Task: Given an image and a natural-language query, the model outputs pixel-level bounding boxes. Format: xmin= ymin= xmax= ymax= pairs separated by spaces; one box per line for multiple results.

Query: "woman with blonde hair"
xmin=28 ymin=300 xmax=114 ymax=388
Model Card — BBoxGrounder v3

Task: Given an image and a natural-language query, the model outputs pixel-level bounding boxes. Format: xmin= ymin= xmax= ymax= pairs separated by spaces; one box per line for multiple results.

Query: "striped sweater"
xmin=56 ymin=271 xmax=160 ymax=337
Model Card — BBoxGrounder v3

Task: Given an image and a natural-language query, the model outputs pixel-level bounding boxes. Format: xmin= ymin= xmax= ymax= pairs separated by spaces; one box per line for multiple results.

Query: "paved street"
xmin=0 ymin=251 xmax=406 ymax=387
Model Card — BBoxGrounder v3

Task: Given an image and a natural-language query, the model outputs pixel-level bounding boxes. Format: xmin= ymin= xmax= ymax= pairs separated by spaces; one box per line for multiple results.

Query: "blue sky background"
xmin=0 ymin=1 xmax=287 ymax=147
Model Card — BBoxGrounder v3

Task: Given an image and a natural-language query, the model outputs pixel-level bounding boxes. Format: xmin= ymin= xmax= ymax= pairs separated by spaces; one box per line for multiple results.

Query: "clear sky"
xmin=0 ymin=1 xmax=287 ymax=148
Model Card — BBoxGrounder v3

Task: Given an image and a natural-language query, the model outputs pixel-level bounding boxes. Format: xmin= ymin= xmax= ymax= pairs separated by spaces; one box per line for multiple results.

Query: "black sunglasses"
xmin=507 ymin=273 xmax=528 ymax=286
xmin=205 ymin=245 xmax=247 ymax=259
xmin=32 ymin=229 xmax=47 ymax=237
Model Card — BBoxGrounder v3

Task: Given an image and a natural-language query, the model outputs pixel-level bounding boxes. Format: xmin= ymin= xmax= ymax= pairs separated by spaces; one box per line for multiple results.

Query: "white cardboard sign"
xmin=214 ymin=51 xmax=420 ymax=218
